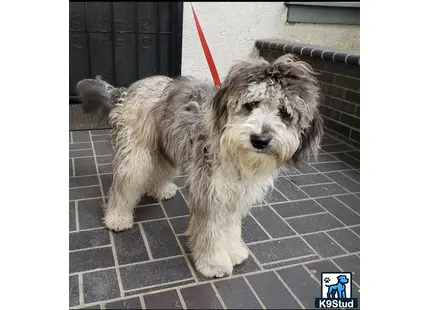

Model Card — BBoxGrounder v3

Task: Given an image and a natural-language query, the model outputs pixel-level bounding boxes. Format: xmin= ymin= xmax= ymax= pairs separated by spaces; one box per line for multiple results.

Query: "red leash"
xmin=190 ymin=3 xmax=221 ymax=87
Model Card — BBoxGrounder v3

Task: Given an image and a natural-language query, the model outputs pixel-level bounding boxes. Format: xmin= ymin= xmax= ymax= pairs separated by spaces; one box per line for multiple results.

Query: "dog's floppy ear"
xmin=211 ymin=84 xmax=229 ymax=133
xmin=292 ymin=112 xmax=324 ymax=165
xmin=269 ymin=54 xmax=323 ymax=165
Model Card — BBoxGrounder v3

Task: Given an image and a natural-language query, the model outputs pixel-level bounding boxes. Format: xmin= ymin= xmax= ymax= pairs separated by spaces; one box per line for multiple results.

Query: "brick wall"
xmin=257 ymin=42 xmax=360 ymax=148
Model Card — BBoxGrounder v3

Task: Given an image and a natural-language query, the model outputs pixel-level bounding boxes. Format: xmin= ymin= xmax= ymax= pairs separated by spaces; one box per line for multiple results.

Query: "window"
xmin=284 ymin=2 xmax=360 ymax=25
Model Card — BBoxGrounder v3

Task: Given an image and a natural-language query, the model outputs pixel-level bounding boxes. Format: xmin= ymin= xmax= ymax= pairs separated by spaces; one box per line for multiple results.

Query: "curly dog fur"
xmin=76 ymin=54 xmax=324 ymax=278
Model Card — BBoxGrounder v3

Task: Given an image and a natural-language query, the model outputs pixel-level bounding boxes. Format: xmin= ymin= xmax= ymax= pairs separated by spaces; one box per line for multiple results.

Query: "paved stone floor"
xmin=69 ymin=129 xmax=360 ymax=309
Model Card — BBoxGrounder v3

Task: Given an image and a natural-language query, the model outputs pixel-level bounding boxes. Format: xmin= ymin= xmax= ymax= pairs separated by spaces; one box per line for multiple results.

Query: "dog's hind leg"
xmin=104 ymin=148 xmax=153 ymax=231
xmin=145 ymin=158 xmax=179 ymax=201
xmin=327 ymin=287 xmax=334 ymax=299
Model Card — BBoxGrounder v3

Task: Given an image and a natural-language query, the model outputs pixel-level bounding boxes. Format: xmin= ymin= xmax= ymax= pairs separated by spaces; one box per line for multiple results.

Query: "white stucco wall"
xmin=181 ymin=2 xmax=359 ymax=81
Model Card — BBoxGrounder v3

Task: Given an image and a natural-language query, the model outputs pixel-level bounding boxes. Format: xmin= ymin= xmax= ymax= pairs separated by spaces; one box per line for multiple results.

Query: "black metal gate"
xmin=69 ymin=2 xmax=183 ymax=101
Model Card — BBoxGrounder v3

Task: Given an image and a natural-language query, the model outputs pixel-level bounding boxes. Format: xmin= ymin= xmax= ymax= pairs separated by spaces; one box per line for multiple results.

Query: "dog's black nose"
xmin=250 ymin=134 xmax=271 ymax=149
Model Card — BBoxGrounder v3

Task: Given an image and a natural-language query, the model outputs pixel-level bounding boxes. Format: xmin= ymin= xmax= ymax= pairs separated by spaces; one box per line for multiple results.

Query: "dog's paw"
xmin=104 ymin=211 xmax=133 ymax=232
xmin=154 ymin=183 xmax=178 ymax=201
xmin=227 ymin=241 xmax=249 ymax=266
xmin=194 ymin=250 xmax=234 ymax=278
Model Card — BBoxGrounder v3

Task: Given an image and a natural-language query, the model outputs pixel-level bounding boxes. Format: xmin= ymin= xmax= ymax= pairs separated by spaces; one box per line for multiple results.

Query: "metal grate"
xmin=69 ymin=2 xmax=183 ymax=99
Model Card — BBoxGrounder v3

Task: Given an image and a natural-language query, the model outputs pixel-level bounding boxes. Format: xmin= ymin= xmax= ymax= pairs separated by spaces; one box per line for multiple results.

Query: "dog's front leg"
xmin=186 ymin=197 xmax=234 ymax=278
xmin=225 ymin=214 xmax=249 ymax=266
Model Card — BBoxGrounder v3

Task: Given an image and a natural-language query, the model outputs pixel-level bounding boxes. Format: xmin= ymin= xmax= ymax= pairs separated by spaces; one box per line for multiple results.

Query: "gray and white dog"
xmin=76 ymin=54 xmax=323 ymax=278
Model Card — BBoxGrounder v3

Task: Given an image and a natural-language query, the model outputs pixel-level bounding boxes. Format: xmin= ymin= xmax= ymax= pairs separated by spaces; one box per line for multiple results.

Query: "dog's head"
xmin=337 ymin=275 xmax=349 ymax=284
xmin=212 ymin=54 xmax=323 ymax=176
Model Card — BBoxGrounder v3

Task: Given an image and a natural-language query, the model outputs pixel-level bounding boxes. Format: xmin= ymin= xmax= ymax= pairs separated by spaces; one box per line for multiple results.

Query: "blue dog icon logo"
xmin=315 ymin=272 xmax=358 ymax=308
xmin=325 ymin=275 xmax=349 ymax=298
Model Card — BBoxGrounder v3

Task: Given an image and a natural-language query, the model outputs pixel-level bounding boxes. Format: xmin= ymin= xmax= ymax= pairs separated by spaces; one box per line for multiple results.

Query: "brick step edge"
xmin=255 ymin=40 xmax=360 ymax=66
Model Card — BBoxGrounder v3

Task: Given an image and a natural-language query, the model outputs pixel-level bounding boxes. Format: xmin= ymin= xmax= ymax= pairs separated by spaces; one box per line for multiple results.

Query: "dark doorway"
xmin=69 ymin=2 xmax=183 ymax=101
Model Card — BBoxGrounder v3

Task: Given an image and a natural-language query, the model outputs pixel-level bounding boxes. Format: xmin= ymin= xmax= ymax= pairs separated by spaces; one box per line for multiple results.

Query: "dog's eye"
xmin=279 ymin=106 xmax=291 ymax=120
xmin=244 ymin=101 xmax=259 ymax=112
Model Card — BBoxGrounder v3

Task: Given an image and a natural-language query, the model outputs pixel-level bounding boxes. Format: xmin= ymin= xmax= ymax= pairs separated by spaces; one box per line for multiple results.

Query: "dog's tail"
xmin=76 ymin=76 xmax=125 ymax=118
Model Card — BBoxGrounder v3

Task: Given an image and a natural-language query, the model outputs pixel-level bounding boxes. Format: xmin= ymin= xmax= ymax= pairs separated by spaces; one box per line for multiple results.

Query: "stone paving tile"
xmin=70 ymin=186 xmax=102 ymax=200
xmin=316 ymin=197 xmax=360 ymax=226
xmin=72 ymin=131 xmax=91 ymax=142
xmin=286 ymin=212 xmax=344 ymax=234
xmin=332 ymin=152 xmax=360 ymax=169
xmin=214 ymin=277 xmax=262 ymax=309
xmin=82 ymin=269 xmax=120 ymax=303
xmin=143 ymin=290 xmax=183 ymax=309
xmin=288 ymin=173 xmax=332 ymax=186
xmin=277 ymin=265 xmax=321 ymax=309
xmin=180 ymin=283 xmax=222 ymax=309
xmin=275 ymin=177 xmax=309 ymax=200
xmin=324 ymin=171 xmax=360 ymax=192
xmin=113 ymin=224 xmax=150 ymax=265
xmin=303 ymin=232 xmax=347 ymax=257
xmin=342 ymin=169 xmax=360 ymax=183
xmin=246 ymin=271 xmax=302 ymax=309
xmin=69 ymin=229 xmax=110 ymax=251
xmin=272 ymin=199 xmax=325 ymax=218
xmin=105 ymin=297 xmax=143 ymax=309
xmin=69 ymin=275 xmax=79 ymax=307
xmin=351 ymin=225 xmax=360 ymax=236
xmin=242 ymin=214 xmax=271 ymax=243
xmin=142 ymin=220 xmax=182 ymax=259
xmin=335 ymin=194 xmax=360 ymax=214
xmin=69 ymin=175 xmax=99 ymax=188
xmin=250 ymin=206 xmax=296 ymax=238
xmin=74 ymin=157 xmax=97 ymax=176
xmin=311 ymin=161 xmax=353 ymax=172
xmin=70 ymin=149 xmax=94 ymax=158
xmin=77 ymin=198 xmax=105 ymax=230
xmin=249 ymin=237 xmax=314 ymax=264
xmin=69 ymin=201 xmax=76 ymax=232
xmin=69 ymin=247 xmax=115 ymax=273
xmin=300 ymin=183 xmax=348 ymax=197
xmin=332 ymin=254 xmax=361 ymax=285
xmin=134 ymin=204 xmax=165 ymax=222
xmin=327 ymin=228 xmax=360 ymax=252
xmin=170 ymin=216 xmax=189 ymax=235
xmin=120 ymin=257 xmax=193 ymax=291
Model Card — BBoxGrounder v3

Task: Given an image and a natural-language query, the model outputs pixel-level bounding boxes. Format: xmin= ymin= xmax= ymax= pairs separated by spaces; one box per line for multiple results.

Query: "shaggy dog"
xmin=76 ymin=54 xmax=323 ymax=278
